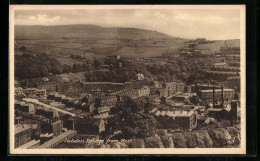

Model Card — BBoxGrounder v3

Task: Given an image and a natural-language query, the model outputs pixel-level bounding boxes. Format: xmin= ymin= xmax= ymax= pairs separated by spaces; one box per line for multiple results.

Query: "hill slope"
xmin=15 ymin=25 xmax=175 ymax=40
xmin=14 ymin=25 xmax=187 ymax=60
xmin=14 ymin=25 xmax=239 ymax=63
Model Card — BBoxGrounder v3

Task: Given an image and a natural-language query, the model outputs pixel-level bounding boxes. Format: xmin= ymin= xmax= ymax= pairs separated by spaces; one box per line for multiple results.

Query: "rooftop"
xmin=37 ymin=130 xmax=77 ymax=149
xmin=16 ymin=139 xmax=40 ymax=149
xmin=201 ymin=89 xmax=234 ymax=93
xmin=24 ymin=88 xmax=37 ymax=91
xmin=15 ymin=124 xmax=32 ymax=134
xmin=227 ymin=76 xmax=240 ymax=80
xmin=73 ymin=118 xmax=103 ymax=126
xmin=213 ymin=62 xmax=227 ymax=66
xmin=153 ymin=109 xmax=195 ymax=117
xmin=82 ymin=82 xmax=124 ymax=85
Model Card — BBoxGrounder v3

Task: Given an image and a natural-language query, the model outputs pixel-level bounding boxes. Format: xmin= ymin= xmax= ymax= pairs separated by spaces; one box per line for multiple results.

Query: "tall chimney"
xmin=213 ymin=84 xmax=215 ymax=108
xmin=231 ymin=100 xmax=238 ymax=121
xmin=221 ymin=85 xmax=224 ymax=108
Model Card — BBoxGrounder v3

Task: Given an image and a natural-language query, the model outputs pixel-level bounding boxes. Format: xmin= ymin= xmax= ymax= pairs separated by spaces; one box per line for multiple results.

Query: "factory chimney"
xmin=231 ymin=100 xmax=238 ymax=121
xmin=221 ymin=85 xmax=224 ymax=108
xmin=213 ymin=84 xmax=215 ymax=108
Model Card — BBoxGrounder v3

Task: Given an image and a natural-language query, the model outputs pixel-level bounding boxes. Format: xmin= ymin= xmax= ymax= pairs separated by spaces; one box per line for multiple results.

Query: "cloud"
xmin=35 ymin=14 xmax=61 ymax=24
xmin=15 ymin=14 xmax=62 ymax=25
xmin=153 ymin=12 xmax=169 ymax=21
xmin=14 ymin=9 xmax=241 ymax=40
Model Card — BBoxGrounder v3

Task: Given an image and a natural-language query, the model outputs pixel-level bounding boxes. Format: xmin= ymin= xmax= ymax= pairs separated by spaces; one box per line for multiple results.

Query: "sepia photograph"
xmin=9 ymin=5 xmax=246 ymax=154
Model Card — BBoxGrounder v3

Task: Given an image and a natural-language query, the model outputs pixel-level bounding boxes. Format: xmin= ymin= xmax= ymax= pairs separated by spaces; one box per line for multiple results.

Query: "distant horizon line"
xmin=14 ymin=24 xmax=240 ymax=41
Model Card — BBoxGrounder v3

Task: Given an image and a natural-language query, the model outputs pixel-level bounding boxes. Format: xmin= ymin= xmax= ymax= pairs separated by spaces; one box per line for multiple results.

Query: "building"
xmin=94 ymin=106 xmax=111 ymax=114
xmin=207 ymin=100 xmax=238 ymax=121
xmin=152 ymin=109 xmax=197 ymax=131
xmin=219 ymin=46 xmax=240 ymax=55
xmin=15 ymin=116 xmax=23 ymax=125
xmin=15 ymin=87 xmax=23 ymax=96
xmin=47 ymin=92 xmax=57 ymax=100
xmin=195 ymin=38 xmax=207 ymax=43
xmin=212 ymin=66 xmax=240 ymax=72
xmin=108 ymin=54 xmax=120 ymax=60
xmin=176 ymin=82 xmax=185 ymax=92
xmin=137 ymin=86 xmax=150 ymax=97
xmin=16 ymin=139 xmax=40 ymax=149
xmin=136 ymin=73 xmax=145 ymax=81
xmin=95 ymin=96 xmax=117 ymax=108
xmin=82 ymin=103 xmax=94 ymax=113
xmin=15 ymin=124 xmax=33 ymax=148
xmin=190 ymin=84 xmax=222 ymax=93
xmin=35 ymin=89 xmax=47 ymax=97
xmin=61 ymin=96 xmax=70 ymax=104
xmin=171 ymin=94 xmax=190 ymax=104
xmin=51 ymin=120 xmax=63 ymax=136
xmin=14 ymin=80 xmax=21 ymax=88
xmin=81 ymin=82 xmax=127 ymax=92
xmin=227 ymin=76 xmax=240 ymax=92
xmin=117 ymin=89 xmax=138 ymax=100
xmin=37 ymin=83 xmax=57 ymax=92
xmin=153 ymin=81 xmax=162 ymax=88
xmin=150 ymin=88 xmax=168 ymax=97
xmin=16 ymin=102 xmax=34 ymax=113
xmin=199 ymin=89 xmax=235 ymax=103
xmin=213 ymin=62 xmax=228 ymax=68
xmin=54 ymin=94 xmax=63 ymax=102
xmin=206 ymin=70 xmax=239 ymax=82
xmin=69 ymin=118 xmax=105 ymax=136
xmin=162 ymin=82 xmax=177 ymax=91
xmin=116 ymin=86 xmax=150 ymax=100
xmin=23 ymin=88 xmax=46 ymax=97
xmin=35 ymin=109 xmax=59 ymax=121
xmin=184 ymin=86 xmax=192 ymax=93
xmin=23 ymin=88 xmax=38 ymax=96
xmin=37 ymin=130 xmax=77 ymax=149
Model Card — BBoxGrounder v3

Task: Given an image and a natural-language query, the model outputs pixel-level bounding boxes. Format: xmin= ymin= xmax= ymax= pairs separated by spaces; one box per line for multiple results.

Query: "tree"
xmin=186 ymin=75 xmax=196 ymax=85
xmin=105 ymin=96 xmax=157 ymax=139
xmin=92 ymin=58 xmax=102 ymax=69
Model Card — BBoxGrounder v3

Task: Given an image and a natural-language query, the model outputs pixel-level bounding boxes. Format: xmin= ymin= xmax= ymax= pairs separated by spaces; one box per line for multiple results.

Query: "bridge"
xmin=22 ymin=98 xmax=76 ymax=117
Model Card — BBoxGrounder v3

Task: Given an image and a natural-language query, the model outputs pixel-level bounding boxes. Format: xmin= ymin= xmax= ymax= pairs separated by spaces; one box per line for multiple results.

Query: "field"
xmin=14 ymin=25 xmax=240 ymax=66
xmin=196 ymin=39 xmax=240 ymax=53
xmin=55 ymin=57 xmax=85 ymax=66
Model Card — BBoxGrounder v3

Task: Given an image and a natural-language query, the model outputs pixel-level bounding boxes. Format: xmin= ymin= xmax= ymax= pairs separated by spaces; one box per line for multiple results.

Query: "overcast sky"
xmin=14 ymin=9 xmax=241 ymax=40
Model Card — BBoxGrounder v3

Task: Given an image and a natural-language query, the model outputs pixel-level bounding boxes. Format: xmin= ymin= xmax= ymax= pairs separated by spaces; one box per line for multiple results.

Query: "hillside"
xmin=14 ymin=25 xmax=240 ymax=66
xmin=15 ymin=25 xmax=175 ymax=40
xmin=15 ymin=25 xmax=188 ymax=62
xmin=196 ymin=39 xmax=240 ymax=53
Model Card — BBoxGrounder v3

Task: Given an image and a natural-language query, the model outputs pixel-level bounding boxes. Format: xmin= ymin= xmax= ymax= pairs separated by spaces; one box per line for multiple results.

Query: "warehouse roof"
xmin=37 ymin=130 xmax=77 ymax=149
xmin=152 ymin=109 xmax=195 ymax=117
xmin=201 ymin=89 xmax=234 ymax=93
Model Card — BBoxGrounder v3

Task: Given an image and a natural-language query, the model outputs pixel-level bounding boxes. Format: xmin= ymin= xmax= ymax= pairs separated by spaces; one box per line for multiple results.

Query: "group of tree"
xmin=15 ymin=52 xmax=91 ymax=80
xmin=103 ymin=96 xmax=158 ymax=139
xmin=70 ymin=54 xmax=85 ymax=60
xmin=85 ymin=58 xmax=145 ymax=82
xmin=15 ymin=53 xmax=63 ymax=79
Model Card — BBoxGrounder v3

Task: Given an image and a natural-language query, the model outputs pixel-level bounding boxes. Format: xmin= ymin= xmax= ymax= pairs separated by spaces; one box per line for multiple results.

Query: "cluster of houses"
xmin=206 ymin=62 xmax=240 ymax=83
xmin=14 ymin=70 xmax=240 ymax=149
xmin=14 ymin=98 xmax=69 ymax=149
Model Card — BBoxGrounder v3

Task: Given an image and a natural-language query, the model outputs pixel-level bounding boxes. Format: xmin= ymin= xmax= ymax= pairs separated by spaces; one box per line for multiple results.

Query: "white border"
xmin=9 ymin=5 xmax=246 ymax=154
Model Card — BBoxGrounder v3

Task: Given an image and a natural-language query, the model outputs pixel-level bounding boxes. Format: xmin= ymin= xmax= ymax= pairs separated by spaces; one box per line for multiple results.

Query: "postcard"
xmin=9 ymin=5 xmax=246 ymax=154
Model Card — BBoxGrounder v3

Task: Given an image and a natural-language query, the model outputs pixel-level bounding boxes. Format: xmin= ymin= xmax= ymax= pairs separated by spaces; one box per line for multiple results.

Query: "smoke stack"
xmin=221 ymin=85 xmax=224 ymax=107
xmin=231 ymin=100 xmax=238 ymax=121
xmin=213 ymin=84 xmax=215 ymax=108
